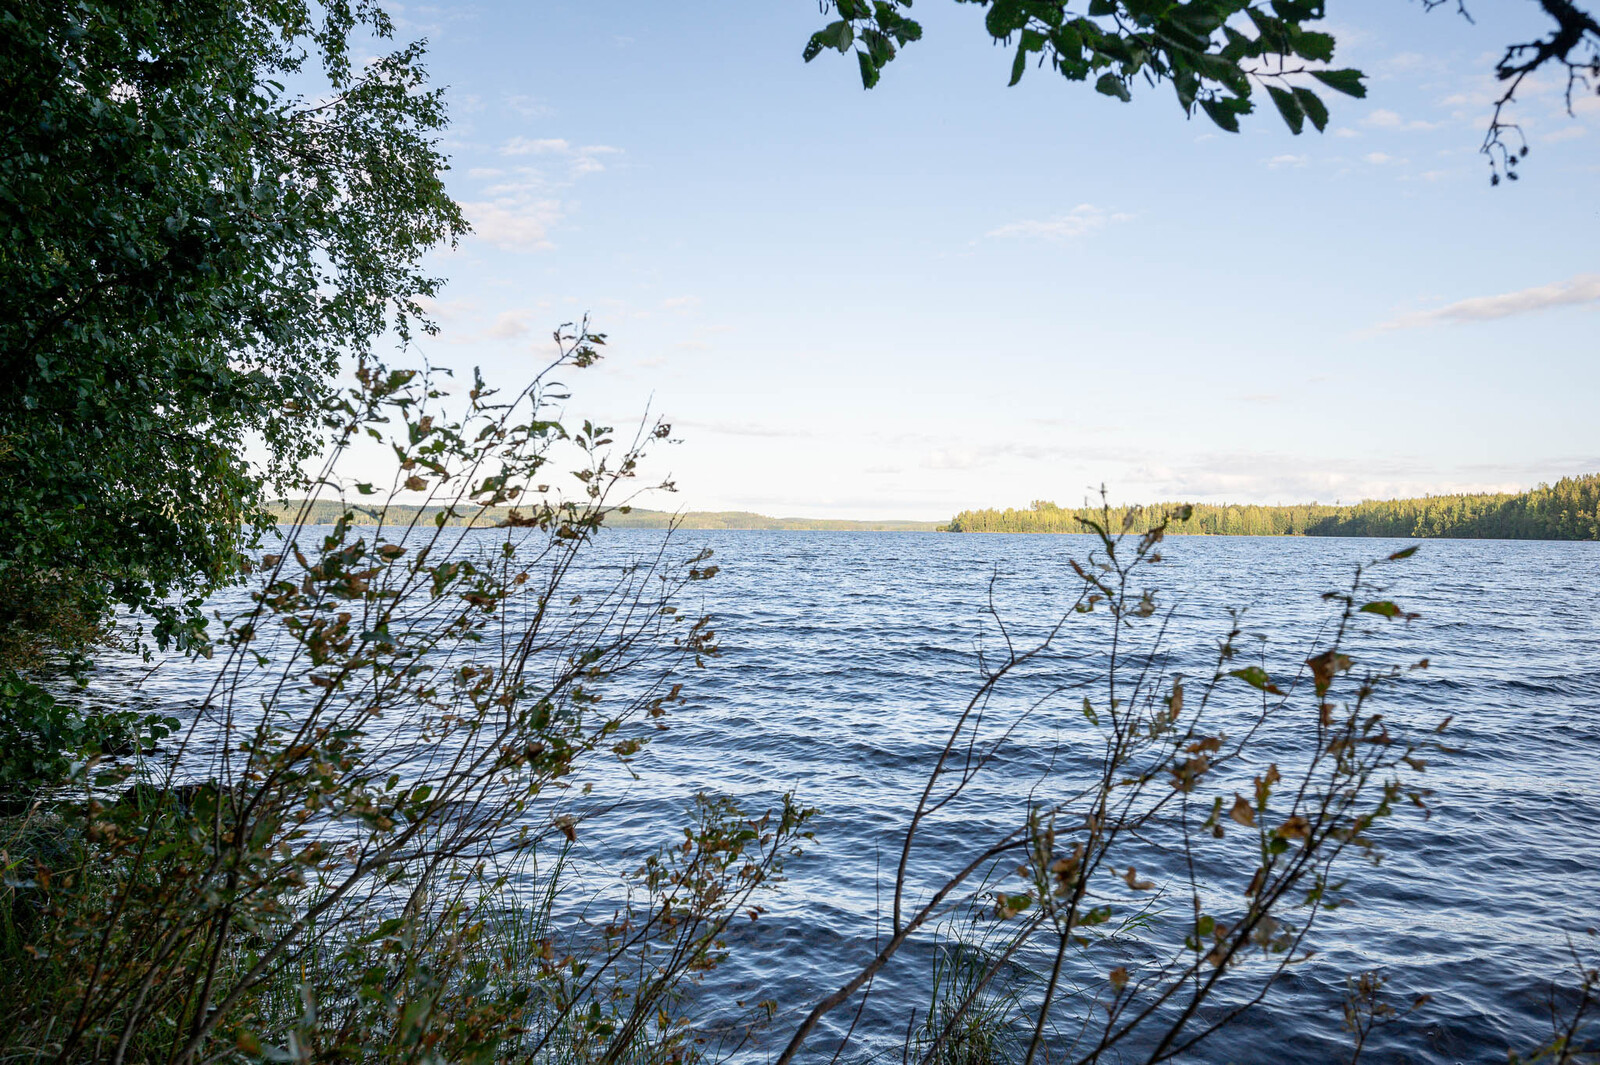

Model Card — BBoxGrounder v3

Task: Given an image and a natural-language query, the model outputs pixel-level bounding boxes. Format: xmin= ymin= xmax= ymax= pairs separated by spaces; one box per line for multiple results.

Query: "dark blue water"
xmin=102 ymin=531 xmax=1600 ymax=1063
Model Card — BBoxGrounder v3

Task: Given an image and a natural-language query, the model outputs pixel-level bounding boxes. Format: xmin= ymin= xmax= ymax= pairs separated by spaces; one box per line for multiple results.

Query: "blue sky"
xmin=382 ymin=1 xmax=1598 ymax=520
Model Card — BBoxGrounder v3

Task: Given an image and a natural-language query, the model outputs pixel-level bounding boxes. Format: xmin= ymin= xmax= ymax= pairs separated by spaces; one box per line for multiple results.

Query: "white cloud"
xmin=1379 ymin=273 xmax=1600 ymax=330
xmin=659 ymin=296 xmax=701 ymax=311
xmin=485 ymin=311 xmax=535 ymax=339
xmin=985 ymin=204 xmax=1132 ymax=240
xmin=462 ymin=140 xmax=621 ymax=251
xmin=498 ymin=138 xmax=621 ymax=176
xmin=923 ymin=448 xmax=983 ymax=470
xmin=1363 ymin=151 xmax=1396 ymax=164
xmin=1333 ymin=127 xmax=1361 ymax=139
xmin=1541 ymin=125 xmax=1587 ymax=144
xmin=673 ymin=419 xmax=810 ymax=439
xmin=502 ymin=136 xmax=571 ymax=156
xmin=1362 ymin=108 xmax=1442 ymax=132
xmin=412 ymin=296 xmax=479 ymax=323
xmin=568 ymin=145 xmax=620 ymax=176
xmin=504 ymin=94 xmax=554 ymax=118
xmin=458 ymin=197 xmax=564 ymax=252
xmin=1267 ymin=153 xmax=1309 ymax=169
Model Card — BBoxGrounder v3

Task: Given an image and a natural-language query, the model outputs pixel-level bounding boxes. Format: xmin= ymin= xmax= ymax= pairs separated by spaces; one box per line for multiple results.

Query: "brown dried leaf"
xmin=1276 ymin=815 xmax=1310 ymax=841
xmin=1306 ymin=650 xmax=1352 ymax=695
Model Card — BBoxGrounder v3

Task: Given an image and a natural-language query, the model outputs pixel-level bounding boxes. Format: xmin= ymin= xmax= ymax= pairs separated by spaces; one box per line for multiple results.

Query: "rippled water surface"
xmin=101 ymin=531 xmax=1599 ymax=1063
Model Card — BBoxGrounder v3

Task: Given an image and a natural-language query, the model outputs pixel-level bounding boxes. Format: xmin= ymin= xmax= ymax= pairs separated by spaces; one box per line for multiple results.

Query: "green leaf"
xmin=1229 ymin=666 xmax=1284 ymax=695
xmin=1310 ymin=68 xmax=1366 ymax=98
xmin=1095 ymin=73 xmax=1132 ymax=102
xmin=1199 ymin=96 xmax=1243 ymax=133
xmin=1387 ymin=545 xmax=1420 ymax=560
xmin=1010 ymin=43 xmax=1029 ymax=86
xmin=1293 ymin=30 xmax=1337 ymax=63
xmin=1292 ymin=86 xmax=1329 ymax=132
xmin=1359 ymin=600 xmax=1414 ymax=619
xmin=987 ymin=0 xmax=1026 ymax=38
xmin=1266 ymin=86 xmax=1304 ymax=135
xmin=858 ymin=49 xmax=880 ymax=88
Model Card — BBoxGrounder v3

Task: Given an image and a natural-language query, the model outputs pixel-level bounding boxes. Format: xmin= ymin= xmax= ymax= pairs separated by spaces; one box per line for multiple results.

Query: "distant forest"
xmin=945 ymin=474 xmax=1600 ymax=540
xmin=264 ymin=500 xmax=941 ymax=533
xmin=268 ymin=474 xmax=1600 ymax=540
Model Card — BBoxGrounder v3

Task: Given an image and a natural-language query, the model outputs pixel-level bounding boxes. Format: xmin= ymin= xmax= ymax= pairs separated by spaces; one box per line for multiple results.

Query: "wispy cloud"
xmin=1266 ymin=153 xmax=1309 ymax=169
xmin=986 ymin=204 xmax=1133 ymax=241
xmin=1541 ymin=125 xmax=1587 ymax=144
xmin=461 ymin=139 xmax=621 ymax=251
xmin=923 ymin=448 xmax=983 ymax=470
xmin=500 ymin=137 xmax=622 ymax=175
xmin=673 ymin=419 xmax=811 ymax=439
xmin=1379 ymin=273 xmax=1600 ymax=330
xmin=1362 ymin=108 xmax=1443 ymax=132
xmin=502 ymin=136 xmax=571 ymax=155
xmin=504 ymin=94 xmax=554 ymax=118
xmin=457 ymin=197 xmax=564 ymax=252
xmin=485 ymin=310 xmax=536 ymax=339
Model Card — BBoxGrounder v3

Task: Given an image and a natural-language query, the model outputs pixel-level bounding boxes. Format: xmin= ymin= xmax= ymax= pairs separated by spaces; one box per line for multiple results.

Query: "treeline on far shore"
xmin=946 ymin=473 xmax=1600 ymax=540
xmin=264 ymin=500 xmax=942 ymax=533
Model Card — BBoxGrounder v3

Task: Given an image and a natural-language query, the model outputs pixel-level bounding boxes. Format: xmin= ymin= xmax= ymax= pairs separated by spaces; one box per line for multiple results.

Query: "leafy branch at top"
xmin=809 ymin=0 xmax=1600 ymax=182
xmin=805 ymin=0 xmax=1365 ymax=134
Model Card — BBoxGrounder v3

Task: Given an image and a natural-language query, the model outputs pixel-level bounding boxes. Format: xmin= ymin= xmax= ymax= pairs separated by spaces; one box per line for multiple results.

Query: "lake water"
xmin=94 ymin=531 xmax=1600 ymax=1063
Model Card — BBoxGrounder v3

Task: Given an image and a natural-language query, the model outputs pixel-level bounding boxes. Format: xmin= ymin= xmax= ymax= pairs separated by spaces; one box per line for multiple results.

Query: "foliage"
xmin=946 ymin=474 xmax=1600 ymax=540
xmin=774 ymin=505 xmax=1448 ymax=1063
xmin=806 ymin=0 xmax=1367 ymax=133
xmin=0 ymin=570 xmax=115 ymax=673
xmin=0 ymin=0 xmax=465 ymax=652
xmin=0 ymin=329 xmax=810 ymax=1064
xmin=805 ymin=0 xmax=1599 ymax=180
xmin=0 ymin=670 xmax=178 ymax=814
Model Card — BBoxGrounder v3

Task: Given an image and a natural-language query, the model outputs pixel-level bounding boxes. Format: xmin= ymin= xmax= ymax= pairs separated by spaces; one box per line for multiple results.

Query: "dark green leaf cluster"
xmin=807 ymin=0 xmax=1365 ymax=133
xmin=0 ymin=670 xmax=178 ymax=813
xmin=0 ymin=0 xmax=465 ymax=653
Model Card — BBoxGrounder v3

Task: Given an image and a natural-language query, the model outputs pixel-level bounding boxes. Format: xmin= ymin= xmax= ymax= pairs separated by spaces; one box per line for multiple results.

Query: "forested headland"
xmin=946 ymin=473 xmax=1600 ymax=540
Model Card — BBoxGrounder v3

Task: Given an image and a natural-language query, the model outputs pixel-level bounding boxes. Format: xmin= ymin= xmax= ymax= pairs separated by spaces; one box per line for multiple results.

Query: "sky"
xmin=375 ymin=0 xmax=1598 ymax=521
